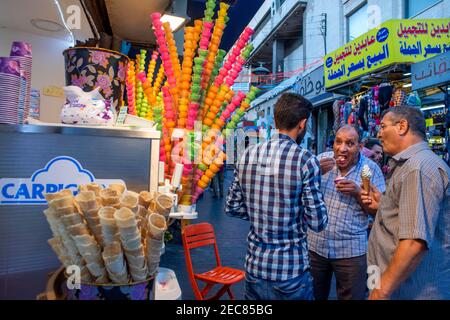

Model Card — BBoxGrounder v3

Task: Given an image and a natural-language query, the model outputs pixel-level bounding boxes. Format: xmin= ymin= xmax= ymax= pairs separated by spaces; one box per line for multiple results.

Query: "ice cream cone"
xmin=362 ymin=177 xmax=371 ymax=193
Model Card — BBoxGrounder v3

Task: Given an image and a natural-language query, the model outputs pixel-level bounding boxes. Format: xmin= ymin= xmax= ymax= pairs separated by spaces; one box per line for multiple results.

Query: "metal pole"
xmin=321 ymin=13 xmax=327 ymax=55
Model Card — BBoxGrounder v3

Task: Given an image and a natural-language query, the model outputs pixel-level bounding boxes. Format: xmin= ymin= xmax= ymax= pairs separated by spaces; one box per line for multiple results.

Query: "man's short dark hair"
xmin=274 ymin=93 xmax=313 ymax=130
xmin=364 ymin=138 xmax=382 ymax=149
xmin=382 ymin=106 xmax=426 ymax=140
xmin=336 ymin=124 xmax=363 ymax=142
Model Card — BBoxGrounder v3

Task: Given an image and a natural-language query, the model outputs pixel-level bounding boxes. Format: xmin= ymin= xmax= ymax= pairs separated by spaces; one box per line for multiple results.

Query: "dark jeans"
xmin=244 ymin=271 xmax=314 ymax=300
xmin=309 ymin=251 xmax=367 ymax=300
xmin=212 ymin=169 xmax=224 ymax=197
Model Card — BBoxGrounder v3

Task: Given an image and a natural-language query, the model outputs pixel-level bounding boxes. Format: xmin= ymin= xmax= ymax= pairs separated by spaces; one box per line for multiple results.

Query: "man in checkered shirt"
xmin=307 ymin=125 xmax=386 ymax=300
xmin=225 ymin=93 xmax=328 ymax=300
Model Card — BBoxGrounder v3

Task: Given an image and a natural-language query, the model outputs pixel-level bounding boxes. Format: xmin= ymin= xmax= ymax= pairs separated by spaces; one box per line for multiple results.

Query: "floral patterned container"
xmin=65 ymin=276 xmax=156 ymax=300
xmin=63 ymin=47 xmax=129 ymax=112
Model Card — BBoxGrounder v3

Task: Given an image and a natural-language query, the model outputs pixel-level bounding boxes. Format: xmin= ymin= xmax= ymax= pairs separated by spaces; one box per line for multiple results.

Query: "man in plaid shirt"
xmin=225 ymin=93 xmax=328 ymax=300
xmin=308 ymin=125 xmax=386 ymax=300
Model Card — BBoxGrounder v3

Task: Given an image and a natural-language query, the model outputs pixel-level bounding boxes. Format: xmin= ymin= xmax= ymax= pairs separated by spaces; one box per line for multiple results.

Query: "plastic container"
xmin=155 ymin=267 xmax=182 ymax=300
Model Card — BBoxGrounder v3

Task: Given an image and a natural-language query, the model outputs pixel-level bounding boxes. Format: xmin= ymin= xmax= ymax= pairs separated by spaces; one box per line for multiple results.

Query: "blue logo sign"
xmin=0 ymin=156 xmax=124 ymax=205
xmin=377 ymin=28 xmax=389 ymax=43
xmin=326 ymin=57 xmax=333 ymax=68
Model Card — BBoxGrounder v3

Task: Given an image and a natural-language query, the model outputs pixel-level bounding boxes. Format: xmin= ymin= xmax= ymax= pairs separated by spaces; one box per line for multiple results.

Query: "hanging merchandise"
xmin=358 ymin=95 xmax=369 ymax=132
xmin=378 ymin=83 xmax=393 ymax=113
xmin=332 ymin=100 xmax=344 ymax=132
xmin=342 ymin=101 xmax=353 ymax=125
xmin=391 ymin=88 xmax=408 ymax=107
xmin=406 ymin=91 xmax=421 ymax=108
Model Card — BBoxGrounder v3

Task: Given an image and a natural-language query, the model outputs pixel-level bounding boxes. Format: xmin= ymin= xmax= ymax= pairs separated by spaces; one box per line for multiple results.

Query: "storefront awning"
xmin=324 ymin=18 xmax=450 ymax=91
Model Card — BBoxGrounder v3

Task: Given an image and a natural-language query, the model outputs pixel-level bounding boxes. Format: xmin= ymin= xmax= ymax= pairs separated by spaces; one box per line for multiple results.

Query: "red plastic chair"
xmin=182 ymin=222 xmax=245 ymax=300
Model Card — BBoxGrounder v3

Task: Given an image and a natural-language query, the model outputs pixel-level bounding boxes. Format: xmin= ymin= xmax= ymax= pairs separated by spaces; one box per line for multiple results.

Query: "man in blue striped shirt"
xmin=307 ymin=125 xmax=386 ymax=300
xmin=225 ymin=93 xmax=328 ymax=300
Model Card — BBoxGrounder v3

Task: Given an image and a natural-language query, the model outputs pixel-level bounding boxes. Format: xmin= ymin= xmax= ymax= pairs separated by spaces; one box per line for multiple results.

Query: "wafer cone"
xmin=121 ymin=234 xmax=142 ymax=251
xmin=146 ymin=237 xmax=164 ymax=252
xmin=147 ymin=261 xmax=159 ymax=276
xmin=362 ymin=177 xmax=371 ymax=193
xmin=60 ymin=212 xmax=83 ymax=227
xmin=114 ymin=207 xmax=138 ymax=229
xmin=66 ymin=223 xmax=90 ymax=237
xmin=120 ymin=191 xmax=139 ymax=209
xmin=128 ymin=263 xmax=148 ymax=282
xmin=81 ymin=183 xmax=102 ymax=196
xmin=155 ymin=194 xmax=173 ymax=217
xmin=147 ymin=213 xmax=167 ymax=240
xmin=100 ymin=188 xmax=120 ymax=207
xmin=108 ymin=183 xmax=126 ymax=196
xmin=138 ymin=191 xmax=154 ymax=208
xmin=75 ymin=191 xmax=98 ymax=213
xmin=48 ymin=196 xmax=74 ymax=210
xmin=44 ymin=190 xmax=72 ymax=203
xmin=99 ymin=206 xmax=117 ymax=226
xmin=54 ymin=205 xmax=75 ymax=217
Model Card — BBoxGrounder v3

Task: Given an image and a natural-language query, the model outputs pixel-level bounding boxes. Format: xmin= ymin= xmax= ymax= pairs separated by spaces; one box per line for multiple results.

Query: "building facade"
xmin=237 ymin=0 xmax=450 ymax=154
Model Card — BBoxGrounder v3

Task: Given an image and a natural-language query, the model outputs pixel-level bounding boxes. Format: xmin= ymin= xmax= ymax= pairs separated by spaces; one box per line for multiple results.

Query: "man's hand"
xmin=361 ymin=183 xmax=382 ymax=211
xmin=368 ymin=288 xmax=390 ymax=300
xmin=319 ymin=158 xmax=335 ymax=175
xmin=335 ymin=179 xmax=361 ymax=197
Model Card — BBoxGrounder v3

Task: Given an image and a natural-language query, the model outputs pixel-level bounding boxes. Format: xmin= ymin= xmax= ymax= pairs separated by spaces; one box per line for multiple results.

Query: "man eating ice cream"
xmin=307 ymin=125 xmax=386 ymax=300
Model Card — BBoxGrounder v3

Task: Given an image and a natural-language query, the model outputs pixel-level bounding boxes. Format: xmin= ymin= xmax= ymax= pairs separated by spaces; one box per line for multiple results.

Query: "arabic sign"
xmin=293 ymin=65 xmax=325 ymax=99
xmin=412 ymin=51 xmax=450 ymax=91
xmin=324 ymin=19 xmax=450 ymax=89
xmin=0 ymin=156 xmax=125 ymax=205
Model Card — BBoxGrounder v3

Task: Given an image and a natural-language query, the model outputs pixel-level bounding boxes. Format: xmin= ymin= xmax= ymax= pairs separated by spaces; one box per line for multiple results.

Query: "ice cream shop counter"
xmin=0 ymin=123 xmax=160 ymax=298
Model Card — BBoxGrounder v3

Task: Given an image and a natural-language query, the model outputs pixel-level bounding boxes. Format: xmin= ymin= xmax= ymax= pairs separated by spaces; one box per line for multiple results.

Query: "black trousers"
xmin=309 ymin=250 xmax=367 ymax=300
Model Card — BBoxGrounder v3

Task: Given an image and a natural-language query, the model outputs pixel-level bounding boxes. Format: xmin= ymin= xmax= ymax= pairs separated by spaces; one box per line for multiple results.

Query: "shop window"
xmin=406 ymin=0 xmax=441 ymax=18
xmin=347 ymin=2 xmax=368 ymax=41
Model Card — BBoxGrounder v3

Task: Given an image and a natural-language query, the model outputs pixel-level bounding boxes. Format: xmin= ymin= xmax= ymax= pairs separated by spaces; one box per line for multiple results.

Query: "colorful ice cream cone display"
xmin=44 ymin=184 xmax=174 ymax=284
xmin=201 ymin=2 xmax=229 ymax=90
xmin=126 ymin=61 xmax=136 ymax=115
xmin=121 ymin=1 xmax=259 ymax=206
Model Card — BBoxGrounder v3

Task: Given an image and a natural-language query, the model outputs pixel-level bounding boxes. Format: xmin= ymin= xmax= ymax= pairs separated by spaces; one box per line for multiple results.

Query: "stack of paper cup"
xmin=10 ymin=41 xmax=32 ymax=121
xmin=0 ymin=57 xmax=20 ymax=124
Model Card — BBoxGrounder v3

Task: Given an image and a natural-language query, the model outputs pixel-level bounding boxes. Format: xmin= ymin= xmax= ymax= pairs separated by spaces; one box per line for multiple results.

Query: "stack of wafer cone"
xmin=44 ymin=183 xmax=175 ymax=285
xmin=75 ymin=191 xmax=104 ymax=246
xmin=114 ymin=207 xmax=148 ymax=282
xmin=135 ymin=205 xmax=149 ymax=243
xmin=145 ymin=213 xmax=167 ymax=275
xmin=99 ymin=206 xmax=120 ymax=246
xmin=45 ymin=190 xmax=105 ymax=283
xmin=102 ymin=241 xmax=129 ymax=284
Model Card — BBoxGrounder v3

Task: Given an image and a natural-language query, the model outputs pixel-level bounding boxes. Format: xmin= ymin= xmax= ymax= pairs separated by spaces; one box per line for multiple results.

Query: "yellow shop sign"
xmin=324 ymin=19 xmax=450 ymax=89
